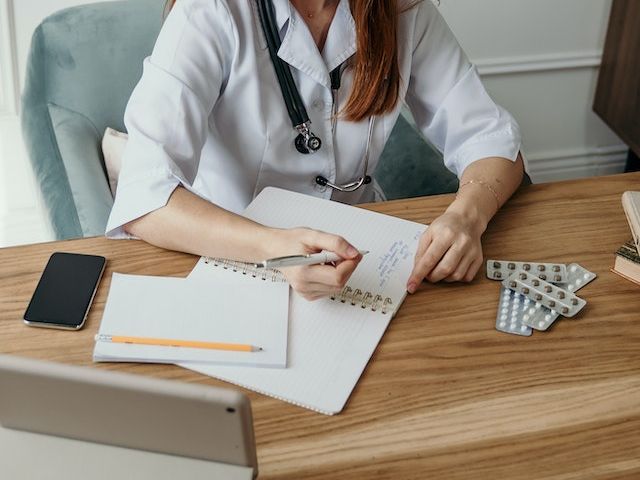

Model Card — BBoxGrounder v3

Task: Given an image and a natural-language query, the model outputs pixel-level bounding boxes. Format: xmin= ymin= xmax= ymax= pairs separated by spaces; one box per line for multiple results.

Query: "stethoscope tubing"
xmin=257 ymin=0 xmax=373 ymax=192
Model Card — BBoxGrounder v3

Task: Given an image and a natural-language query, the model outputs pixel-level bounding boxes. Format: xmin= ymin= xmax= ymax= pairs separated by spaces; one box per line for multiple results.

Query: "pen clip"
xmin=254 ymin=254 xmax=309 ymax=269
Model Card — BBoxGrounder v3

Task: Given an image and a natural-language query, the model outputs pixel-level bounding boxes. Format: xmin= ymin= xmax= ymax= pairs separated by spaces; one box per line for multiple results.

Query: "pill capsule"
xmin=557 ymin=291 xmax=565 ymax=299
xmin=571 ymin=298 xmax=578 ymax=305
xmin=532 ymin=279 xmax=540 ymax=286
xmin=509 ymin=281 xmax=517 ymax=288
xmin=523 ymin=264 xmax=531 ymax=271
xmin=522 ymin=287 xmax=529 ymax=294
xmin=494 ymin=272 xmax=502 ymax=279
xmin=508 ymin=263 xmax=516 ymax=270
xmin=538 ymin=265 xmax=546 ymax=271
xmin=554 ymin=275 xmax=562 ymax=282
xmin=535 ymin=294 xmax=542 ymax=301
xmin=561 ymin=307 xmax=569 ymax=314
xmin=553 ymin=265 xmax=561 ymax=272
xmin=539 ymin=274 xmax=547 ymax=280
xmin=544 ymin=286 xmax=552 ymax=293
xmin=548 ymin=300 xmax=555 ymax=307
xmin=520 ymin=273 xmax=527 ymax=280
xmin=493 ymin=261 xmax=501 ymax=268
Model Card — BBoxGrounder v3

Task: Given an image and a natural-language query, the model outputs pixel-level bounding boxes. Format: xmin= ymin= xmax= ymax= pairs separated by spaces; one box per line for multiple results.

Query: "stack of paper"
xmin=94 ymin=273 xmax=289 ymax=368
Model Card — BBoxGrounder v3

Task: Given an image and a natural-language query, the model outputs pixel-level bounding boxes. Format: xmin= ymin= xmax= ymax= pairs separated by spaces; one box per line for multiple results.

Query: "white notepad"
xmin=94 ymin=273 xmax=289 ymax=368
xmin=182 ymin=187 xmax=426 ymax=414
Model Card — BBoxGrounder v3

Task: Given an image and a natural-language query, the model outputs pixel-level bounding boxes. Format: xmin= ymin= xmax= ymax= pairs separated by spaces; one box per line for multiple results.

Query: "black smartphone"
xmin=24 ymin=252 xmax=107 ymax=330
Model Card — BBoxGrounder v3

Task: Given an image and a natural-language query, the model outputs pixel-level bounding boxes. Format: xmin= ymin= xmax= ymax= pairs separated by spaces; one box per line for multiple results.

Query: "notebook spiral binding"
xmin=203 ymin=257 xmax=392 ymax=314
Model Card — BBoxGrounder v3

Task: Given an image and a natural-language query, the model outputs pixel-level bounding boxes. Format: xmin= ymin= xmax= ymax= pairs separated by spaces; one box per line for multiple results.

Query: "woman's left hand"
xmin=406 ymin=209 xmax=485 ymax=293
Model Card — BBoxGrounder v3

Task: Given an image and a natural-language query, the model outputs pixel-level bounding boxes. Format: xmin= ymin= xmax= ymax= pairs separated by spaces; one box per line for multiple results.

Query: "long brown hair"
xmin=164 ymin=0 xmax=406 ymax=122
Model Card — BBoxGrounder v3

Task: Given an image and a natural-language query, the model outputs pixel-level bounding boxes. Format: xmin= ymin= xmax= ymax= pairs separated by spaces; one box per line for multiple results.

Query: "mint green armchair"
xmin=21 ymin=0 xmax=461 ymax=240
xmin=21 ymin=0 xmax=165 ymax=240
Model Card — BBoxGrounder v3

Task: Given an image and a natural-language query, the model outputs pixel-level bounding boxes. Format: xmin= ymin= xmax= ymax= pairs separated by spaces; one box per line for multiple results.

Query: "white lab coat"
xmin=106 ymin=0 xmax=522 ymax=238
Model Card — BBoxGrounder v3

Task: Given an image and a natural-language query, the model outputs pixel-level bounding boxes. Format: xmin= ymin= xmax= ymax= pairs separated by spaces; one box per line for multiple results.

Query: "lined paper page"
xmin=242 ymin=187 xmax=426 ymax=309
xmin=183 ymin=188 xmax=427 ymax=414
xmin=94 ymin=273 xmax=289 ymax=368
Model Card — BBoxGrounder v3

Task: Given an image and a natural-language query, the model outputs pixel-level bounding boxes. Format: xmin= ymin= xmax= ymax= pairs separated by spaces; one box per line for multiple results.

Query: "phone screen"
xmin=24 ymin=252 xmax=106 ymax=330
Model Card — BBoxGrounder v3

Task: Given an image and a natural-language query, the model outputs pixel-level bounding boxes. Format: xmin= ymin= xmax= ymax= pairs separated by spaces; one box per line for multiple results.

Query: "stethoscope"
xmin=256 ymin=0 xmax=373 ymax=192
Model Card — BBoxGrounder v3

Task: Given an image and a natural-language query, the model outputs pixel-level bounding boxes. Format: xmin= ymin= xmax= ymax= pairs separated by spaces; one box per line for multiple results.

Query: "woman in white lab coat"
xmin=106 ymin=0 xmax=525 ymax=300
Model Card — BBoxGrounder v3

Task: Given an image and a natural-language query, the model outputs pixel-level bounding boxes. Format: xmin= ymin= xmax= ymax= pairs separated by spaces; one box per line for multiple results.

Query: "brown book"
xmin=612 ymin=240 xmax=640 ymax=286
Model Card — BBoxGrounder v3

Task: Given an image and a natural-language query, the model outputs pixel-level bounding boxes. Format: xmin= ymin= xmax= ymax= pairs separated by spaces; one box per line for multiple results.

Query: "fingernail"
xmin=347 ymin=246 xmax=358 ymax=258
xmin=407 ymin=282 xmax=416 ymax=294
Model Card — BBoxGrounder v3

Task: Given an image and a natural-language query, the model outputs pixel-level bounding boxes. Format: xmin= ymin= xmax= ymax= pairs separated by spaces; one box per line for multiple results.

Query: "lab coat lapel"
xmin=272 ymin=0 xmax=357 ymax=88
xmin=277 ymin=5 xmax=330 ymax=88
xmin=322 ymin=0 xmax=356 ymax=72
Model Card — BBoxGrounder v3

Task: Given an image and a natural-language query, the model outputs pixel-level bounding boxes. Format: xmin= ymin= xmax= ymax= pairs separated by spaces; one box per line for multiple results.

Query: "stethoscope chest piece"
xmin=295 ymin=131 xmax=322 ymax=154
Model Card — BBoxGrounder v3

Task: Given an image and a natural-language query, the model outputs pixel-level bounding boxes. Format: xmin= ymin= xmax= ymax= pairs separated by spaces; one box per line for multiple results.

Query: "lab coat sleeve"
xmin=405 ymin=1 xmax=522 ymax=178
xmin=105 ymin=0 xmax=235 ymax=238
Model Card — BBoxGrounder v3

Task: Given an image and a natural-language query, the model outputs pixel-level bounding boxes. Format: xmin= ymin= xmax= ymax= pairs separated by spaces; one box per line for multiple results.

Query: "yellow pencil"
xmin=95 ymin=334 xmax=261 ymax=352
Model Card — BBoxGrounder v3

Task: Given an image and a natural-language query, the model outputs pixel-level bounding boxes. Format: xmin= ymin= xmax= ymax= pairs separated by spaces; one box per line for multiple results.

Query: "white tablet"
xmin=0 ymin=354 xmax=257 ymax=479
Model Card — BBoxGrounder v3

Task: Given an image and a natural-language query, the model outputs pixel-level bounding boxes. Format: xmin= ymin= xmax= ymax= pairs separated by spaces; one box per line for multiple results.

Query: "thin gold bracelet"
xmin=457 ymin=179 xmax=501 ymax=212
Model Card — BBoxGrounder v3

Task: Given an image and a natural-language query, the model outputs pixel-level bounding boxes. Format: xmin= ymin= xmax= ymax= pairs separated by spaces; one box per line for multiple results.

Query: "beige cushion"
xmin=101 ymin=127 xmax=128 ymax=197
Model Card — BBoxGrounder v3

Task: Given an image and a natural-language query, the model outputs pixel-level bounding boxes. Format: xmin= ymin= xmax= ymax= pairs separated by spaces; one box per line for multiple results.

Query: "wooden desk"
xmin=1 ymin=173 xmax=640 ymax=479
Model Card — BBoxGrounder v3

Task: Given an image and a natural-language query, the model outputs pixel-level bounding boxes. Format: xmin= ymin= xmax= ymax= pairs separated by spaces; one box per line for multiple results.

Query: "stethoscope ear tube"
xmin=257 ymin=0 xmax=313 ymax=133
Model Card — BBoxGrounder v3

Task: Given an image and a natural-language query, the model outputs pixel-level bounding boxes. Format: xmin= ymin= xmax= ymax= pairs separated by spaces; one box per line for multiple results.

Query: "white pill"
xmin=510 ymin=323 xmax=517 ymax=330
xmin=545 ymin=314 xmax=552 ymax=321
xmin=524 ymin=298 xmax=530 ymax=305
xmin=568 ymin=284 xmax=574 ymax=290
xmin=500 ymin=314 xmax=508 ymax=321
xmin=535 ymin=302 xmax=542 ymax=309
xmin=528 ymin=308 xmax=536 ymax=315
xmin=499 ymin=321 xmax=507 ymax=328
xmin=583 ymin=273 xmax=590 ymax=280
xmin=523 ymin=314 xmax=529 ymax=321
xmin=576 ymin=279 xmax=583 ymax=285
xmin=551 ymin=310 xmax=557 ymax=315
xmin=538 ymin=321 xmax=545 ymax=328
xmin=520 ymin=325 xmax=528 ymax=332
xmin=502 ymin=308 xmax=509 ymax=314
xmin=570 ymin=265 xmax=577 ymax=272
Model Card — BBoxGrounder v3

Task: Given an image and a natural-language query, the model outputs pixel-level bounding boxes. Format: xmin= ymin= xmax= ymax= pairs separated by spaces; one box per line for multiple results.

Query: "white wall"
xmin=0 ymin=0 xmax=627 ymax=246
xmin=438 ymin=0 xmax=625 ymax=181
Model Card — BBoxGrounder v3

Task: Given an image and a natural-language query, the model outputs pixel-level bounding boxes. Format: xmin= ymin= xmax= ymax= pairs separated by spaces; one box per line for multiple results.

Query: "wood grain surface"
xmin=1 ymin=172 xmax=640 ymax=479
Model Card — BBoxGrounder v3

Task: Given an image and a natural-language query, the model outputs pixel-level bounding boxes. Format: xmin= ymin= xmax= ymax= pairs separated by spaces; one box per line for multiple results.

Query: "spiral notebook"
xmin=182 ymin=187 xmax=427 ymax=414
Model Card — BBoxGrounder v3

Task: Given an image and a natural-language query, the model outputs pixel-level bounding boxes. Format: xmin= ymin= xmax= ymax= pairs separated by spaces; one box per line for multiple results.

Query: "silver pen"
xmin=254 ymin=250 xmax=369 ymax=270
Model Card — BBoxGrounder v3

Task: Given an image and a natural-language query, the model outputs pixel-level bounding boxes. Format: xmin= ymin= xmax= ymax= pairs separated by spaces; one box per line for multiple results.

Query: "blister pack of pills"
xmin=495 ymin=287 xmax=533 ymax=336
xmin=502 ymin=270 xmax=586 ymax=317
xmin=522 ymin=264 xmax=597 ymax=331
xmin=486 ymin=260 xmax=567 ymax=283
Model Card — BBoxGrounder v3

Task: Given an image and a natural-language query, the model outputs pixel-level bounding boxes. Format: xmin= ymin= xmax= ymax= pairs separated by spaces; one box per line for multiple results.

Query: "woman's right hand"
xmin=265 ymin=227 xmax=363 ymax=301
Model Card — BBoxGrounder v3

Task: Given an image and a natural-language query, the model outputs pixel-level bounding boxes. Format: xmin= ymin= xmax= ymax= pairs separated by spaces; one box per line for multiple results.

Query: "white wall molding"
xmin=0 ymin=0 xmax=19 ymax=116
xmin=476 ymin=51 xmax=603 ymax=77
xmin=526 ymin=144 xmax=628 ymax=183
